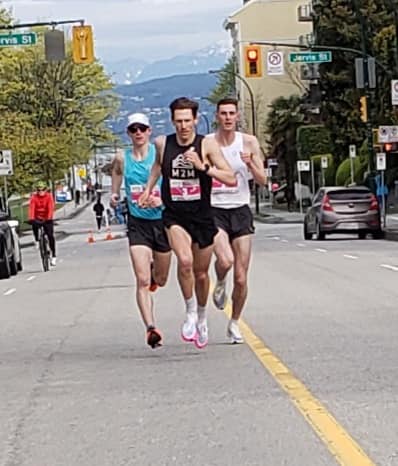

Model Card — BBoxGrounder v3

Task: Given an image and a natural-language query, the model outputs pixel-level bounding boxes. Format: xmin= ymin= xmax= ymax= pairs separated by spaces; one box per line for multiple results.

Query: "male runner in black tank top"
xmin=139 ymin=97 xmax=235 ymax=349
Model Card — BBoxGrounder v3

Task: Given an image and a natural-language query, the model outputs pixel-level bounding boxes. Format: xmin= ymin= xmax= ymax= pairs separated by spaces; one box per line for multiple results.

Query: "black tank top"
xmin=161 ymin=134 xmax=212 ymax=216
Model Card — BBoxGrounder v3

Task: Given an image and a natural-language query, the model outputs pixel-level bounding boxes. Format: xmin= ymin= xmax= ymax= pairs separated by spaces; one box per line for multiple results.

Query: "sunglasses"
xmin=128 ymin=124 xmax=149 ymax=134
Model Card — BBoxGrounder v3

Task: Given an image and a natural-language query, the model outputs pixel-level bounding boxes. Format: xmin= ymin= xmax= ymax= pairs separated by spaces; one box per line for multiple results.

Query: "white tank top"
xmin=210 ymin=132 xmax=251 ymax=209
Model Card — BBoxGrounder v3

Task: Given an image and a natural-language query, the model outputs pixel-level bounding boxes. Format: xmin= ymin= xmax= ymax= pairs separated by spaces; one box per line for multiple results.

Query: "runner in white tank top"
xmin=207 ymin=98 xmax=266 ymax=343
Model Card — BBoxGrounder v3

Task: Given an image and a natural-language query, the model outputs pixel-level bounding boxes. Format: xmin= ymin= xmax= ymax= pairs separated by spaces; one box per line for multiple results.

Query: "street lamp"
xmin=209 ymin=69 xmax=260 ymax=214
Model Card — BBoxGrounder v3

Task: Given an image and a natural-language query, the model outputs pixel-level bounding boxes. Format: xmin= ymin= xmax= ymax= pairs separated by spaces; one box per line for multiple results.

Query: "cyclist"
xmin=28 ymin=181 xmax=57 ymax=266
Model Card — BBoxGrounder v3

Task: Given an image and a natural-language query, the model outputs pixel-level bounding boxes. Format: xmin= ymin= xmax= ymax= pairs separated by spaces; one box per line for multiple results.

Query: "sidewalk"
xmin=19 ymin=199 xmax=92 ymax=249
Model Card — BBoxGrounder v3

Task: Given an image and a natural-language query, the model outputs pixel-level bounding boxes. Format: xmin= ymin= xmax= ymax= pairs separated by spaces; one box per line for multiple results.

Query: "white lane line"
xmin=27 ymin=276 xmax=36 ymax=281
xmin=4 ymin=288 xmax=16 ymax=296
xmin=272 ymin=236 xmax=280 ymax=240
xmin=343 ymin=254 xmax=358 ymax=260
xmin=380 ymin=264 xmax=398 ymax=272
xmin=296 ymin=243 xmax=305 ymax=247
xmin=281 ymin=239 xmax=289 ymax=243
xmin=315 ymin=248 xmax=327 ymax=253
xmin=389 ymin=216 xmax=398 ymax=221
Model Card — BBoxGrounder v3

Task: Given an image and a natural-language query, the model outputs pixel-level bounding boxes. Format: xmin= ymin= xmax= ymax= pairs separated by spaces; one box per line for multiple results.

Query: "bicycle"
xmin=36 ymin=221 xmax=51 ymax=272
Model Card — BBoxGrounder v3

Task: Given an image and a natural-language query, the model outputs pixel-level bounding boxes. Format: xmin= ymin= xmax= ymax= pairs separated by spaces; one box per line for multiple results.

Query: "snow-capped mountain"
xmin=104 ymin=41 xmax=231 ymax=85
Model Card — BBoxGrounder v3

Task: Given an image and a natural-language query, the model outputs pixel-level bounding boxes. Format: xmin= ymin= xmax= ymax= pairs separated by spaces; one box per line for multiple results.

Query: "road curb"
xmin=384 ymin=229 xmax=398 ymax=242
xmin=254 ymin=214 xmax=304 ymax=225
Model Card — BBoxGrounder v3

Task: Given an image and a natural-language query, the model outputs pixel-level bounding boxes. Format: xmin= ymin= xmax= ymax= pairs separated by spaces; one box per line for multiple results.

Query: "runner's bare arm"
xmin=242 ymin=135 xmax=267 ymax=186
xmin=138 ymin=136 xmax=165 ymax=207
xmin=111 ymin=151 xmax=124 ymax=205
xmin=202 ymin=137 xmax=236 ymax=186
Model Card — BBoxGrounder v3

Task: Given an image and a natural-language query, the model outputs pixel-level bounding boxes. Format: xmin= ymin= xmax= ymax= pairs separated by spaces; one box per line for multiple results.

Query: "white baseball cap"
xmin=127 ymin=113 xmax=150 ymax=129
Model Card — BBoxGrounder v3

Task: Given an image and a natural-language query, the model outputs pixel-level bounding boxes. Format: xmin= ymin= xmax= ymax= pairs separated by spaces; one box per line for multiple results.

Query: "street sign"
xmin=378 ymin=125 xmax=398 ymax=143
xmin=297 ymin=160 xmax=310 ymax=171
xmin=321 ymin=156 xmax=328 ymax=169
xmin=349 ymin=144 xmax=356 ymax=158
xmin=0 ymin=150 xmax=13 ymax=176
xmin=0 ymin=33 xmax=36 ymax=47
xmin=376 ymin=152 xmax=386 ymax=171
xmin=267 ymin=51 xmax=284 ymax=76
xmin=289 ymin=51 xmax=332 ymax=64
xmin=391 ymin=80 xmax=398 ymax=106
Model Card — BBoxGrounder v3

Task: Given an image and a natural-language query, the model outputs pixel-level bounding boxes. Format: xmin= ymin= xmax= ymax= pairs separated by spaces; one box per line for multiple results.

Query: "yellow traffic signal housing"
xmin=359 ymin=95 xmax=367 ymax=122
xmin=244 ymin=45 xmax=263 ymax=78
xmin=72 ymin=25 xmax=95 ymax=64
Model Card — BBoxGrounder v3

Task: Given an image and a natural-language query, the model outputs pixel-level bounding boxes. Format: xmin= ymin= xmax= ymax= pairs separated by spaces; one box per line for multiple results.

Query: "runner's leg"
xmin=129 ymin=244 xmax=155 ymax=327
xmin=192 ymin=243 xmax=213 ymax=348
xmin=213 ymin=229 xmax=234 ymax=309
xmin=152 ymin=250 xmax=171 ymax=287
xmin=166 ymin=225 xmax=197 ymax=341
xmin=230 ymin=235 xmax=252 ymax=321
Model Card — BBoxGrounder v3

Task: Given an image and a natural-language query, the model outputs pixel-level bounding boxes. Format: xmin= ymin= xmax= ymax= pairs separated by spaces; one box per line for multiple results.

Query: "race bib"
xmin=170 ymin=179 xmax=201 ymax=201
xmin=212 ymin=178 xmax=239 ymax=194
xmin=130 ymin=184 xmax=160 ymax=203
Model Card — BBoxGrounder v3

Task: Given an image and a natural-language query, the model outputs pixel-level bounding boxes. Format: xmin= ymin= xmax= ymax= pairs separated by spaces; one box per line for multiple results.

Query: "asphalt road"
xmin=1 ymin=207 xmax=397 ymax=466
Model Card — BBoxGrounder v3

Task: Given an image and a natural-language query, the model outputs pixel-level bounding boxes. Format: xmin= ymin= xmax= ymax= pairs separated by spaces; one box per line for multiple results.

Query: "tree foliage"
xmin=314 ymin=0 xmax=397 ymax=161
xmin=0 ymin=13 xmax=118 ymax=198
xmin=207 ymin=56 xmax=236 ymax=104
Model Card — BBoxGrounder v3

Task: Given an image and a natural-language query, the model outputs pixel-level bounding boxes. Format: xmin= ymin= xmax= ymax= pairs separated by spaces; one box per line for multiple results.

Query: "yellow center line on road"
xmin=222 ymin=302 xmax=376 ymax=466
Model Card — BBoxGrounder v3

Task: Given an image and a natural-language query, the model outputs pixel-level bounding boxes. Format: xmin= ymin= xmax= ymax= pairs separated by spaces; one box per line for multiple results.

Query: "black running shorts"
xmin=162 ymin=209 xmax=217 ymax=249
xmin=127 ymin=215 xmax=171 ymax=253
xmin=212 ymin=204 xmax=255 ymax=242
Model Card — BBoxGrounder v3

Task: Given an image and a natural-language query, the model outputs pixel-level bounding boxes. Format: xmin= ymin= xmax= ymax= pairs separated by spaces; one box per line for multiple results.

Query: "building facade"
xmin=224 ymin=0 xmax=313 ymax=151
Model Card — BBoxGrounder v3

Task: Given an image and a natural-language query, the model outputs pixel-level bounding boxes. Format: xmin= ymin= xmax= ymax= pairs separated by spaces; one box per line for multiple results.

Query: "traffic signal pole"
xmin=0 ymin=19 xmax=85 ymax=30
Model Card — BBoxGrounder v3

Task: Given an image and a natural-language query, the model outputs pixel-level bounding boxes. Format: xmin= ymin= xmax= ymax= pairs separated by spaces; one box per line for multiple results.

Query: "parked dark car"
xmin=304 ymin=186 xmax=383 ymax=240
xmin=0 ymin=210 xmax=18 ymax=279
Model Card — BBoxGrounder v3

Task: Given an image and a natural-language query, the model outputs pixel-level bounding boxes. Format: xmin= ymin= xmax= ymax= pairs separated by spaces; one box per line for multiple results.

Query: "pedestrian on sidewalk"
xmin=93 ymin=199 xmax=105 ymax=232
xmin=111 ymin=112 xmax=172 ymax=349
xmin=208 ymin=97 xmax=266 ymax=343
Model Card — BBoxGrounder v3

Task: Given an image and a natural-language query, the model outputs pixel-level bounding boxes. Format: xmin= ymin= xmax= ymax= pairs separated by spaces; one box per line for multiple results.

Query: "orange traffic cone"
xmin=87 ymin=230 xmax=95 ymax=244
xmin=105 ymin=227 xmax=114 ymax=241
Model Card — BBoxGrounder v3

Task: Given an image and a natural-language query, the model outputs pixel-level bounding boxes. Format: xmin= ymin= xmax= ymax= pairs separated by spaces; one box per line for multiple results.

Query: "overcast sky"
xmin=4 ymin=0 xmax=243 ymax=63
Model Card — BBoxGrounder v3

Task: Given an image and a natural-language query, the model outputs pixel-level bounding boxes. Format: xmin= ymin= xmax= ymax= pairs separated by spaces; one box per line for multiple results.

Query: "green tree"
xmin=265 ymin=95 xmax=305 ymax=204
xmin=207 ymin=56 xmax=236 ymax=104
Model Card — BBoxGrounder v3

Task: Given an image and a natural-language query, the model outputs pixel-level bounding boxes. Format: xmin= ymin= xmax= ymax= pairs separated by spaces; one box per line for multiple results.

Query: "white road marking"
xmin=389 ymin=216 xmax=398 ymax=221
xmin=296 ymin=243 xmax=305 ymax=247
xmin=281 ymin=239 xmax=289 ymax=243
xmin=272 ymin=236 xmax=280 ymax=240
xmin=380 ymin=264 xmax=398 ymax=272
xmin=4 ymin=288 xmax=16 ymax=296
xmin=27 ymin=276 xmax=36 ymax=281
xmin=315 ymin=248 xmax=327 ymax=253
xmin=343 ymin=254 xmax=358 ymax=260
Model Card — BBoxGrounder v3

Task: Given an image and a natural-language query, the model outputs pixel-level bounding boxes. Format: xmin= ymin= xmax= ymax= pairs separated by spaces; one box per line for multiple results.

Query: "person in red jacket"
xmin=28 ymin=181 xmax=57 ymax=266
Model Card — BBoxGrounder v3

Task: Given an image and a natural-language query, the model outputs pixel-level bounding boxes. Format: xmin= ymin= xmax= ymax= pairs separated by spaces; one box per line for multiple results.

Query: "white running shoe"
xmin=213 ymin=280 xmax=227 ymax=310
xmin=195 ymin=319 xmax=209 ymax=349
xmin=35 ymin=241 xmax=40 ymax=250
xmin=50 ymin=257 xmax=57 ymax=267
xmin=181 ymin=312 xmax=197 ymax=342
xmin=227 ymin=321 xmax=244 ymax=344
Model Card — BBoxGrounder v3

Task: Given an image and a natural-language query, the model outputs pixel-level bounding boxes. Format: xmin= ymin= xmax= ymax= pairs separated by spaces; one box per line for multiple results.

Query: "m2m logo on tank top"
xmin=170 ymin=153 xmax=201 ymax=201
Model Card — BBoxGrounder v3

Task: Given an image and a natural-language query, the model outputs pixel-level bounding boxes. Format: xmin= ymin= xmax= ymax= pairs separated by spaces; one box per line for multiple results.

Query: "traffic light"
xmin=244 ymin=45 xmax=262 ymax=78
xmin=359 ymin=95 xmax=368 ymax=122
xmin=383 ymin=142 xmax=398 ymax=152
xmin=72 ymin=25 xmax=95 ymax=64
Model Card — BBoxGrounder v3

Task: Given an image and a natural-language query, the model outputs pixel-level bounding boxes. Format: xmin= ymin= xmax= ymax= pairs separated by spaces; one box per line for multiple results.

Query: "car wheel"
xmin=358 ymin=231 xmax=367 ymax=240
xmin=316 ymin=221 xmax=325 ymax=240
xmin=17 ymin=253 xmax=23 ymax=272
xmin=0 ymin=247 xmax=11 ymax=279
xmin=303 ymin=222 xmax=312 ymax=240
xmin=372 ymin=230 xmax=384 ymax=240
xmin=9 ymin=254 xmax=17 ymax=276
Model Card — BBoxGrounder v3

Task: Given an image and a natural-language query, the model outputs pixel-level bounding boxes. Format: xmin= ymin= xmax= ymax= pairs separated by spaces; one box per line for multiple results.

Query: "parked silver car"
xmin=304 ymin=186 xmax=383 ymax=240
